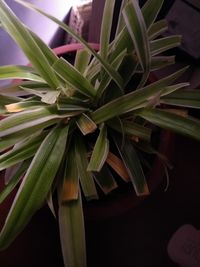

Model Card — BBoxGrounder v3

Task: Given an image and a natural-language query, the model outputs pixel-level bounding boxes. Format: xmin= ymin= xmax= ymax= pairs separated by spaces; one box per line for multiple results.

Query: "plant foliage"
xmin=0 ymin=0 xmax=200 ymax=266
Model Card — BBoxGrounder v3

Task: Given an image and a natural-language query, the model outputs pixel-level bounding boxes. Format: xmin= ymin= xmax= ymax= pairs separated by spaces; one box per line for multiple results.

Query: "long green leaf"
xmin=151 ymin=36 xmax=182 ymax=56
xmin=0 ymin=81 xmax=49 ymax=98
xmin=115 ymin=0 xmax=128 ymax=36
xmin=100 ymin=0 xmax=116 ymax=59
xmin=136 ymin=56 xmax=175 ymax=73
xmin=108 ymin=26 xmax=134 ymax=63
xmin=0 ymin=119 xmax=58 ymax=152
xmin=0 ymin=160 xmax=31 ymax=204
xmin=113 ymin=133 xmax=149 ymax=196
xmin=0 ymin=94 xmax=21 ymax=105
xmin=94 ymin=165 xmax=118 ymax=194
xmin=19 ymin=86 xmax=56 ymax=100
xmin=52 ymin=58 xmax=96 ymax=98
xmin=142 ymin=0 xmax=164 ymax=29
xmin=15 ymin=0 xmax=124 ymax=90
xmin=91 ymin=67 xmax=188 ymax=123
xmin=87 ymin=124 xmax=109 ymax=172
xmin=150 ymin=56 xmax=175 ymax=71
xmin=106 ymin=151 xmax=129 ymax=182
xmin=19 ymin=81 xmax=50 ymax=91
xmin=0 ymin=124 xmax=69 ymax=249
xmin=148 ymin=19 xmax=168 ymax=40
xmin=0 ymin=1 xmax=60 ymax=88
xmin=161 ymin=89 xmax=200 ymax=109
xmin=0 ymin=107 xmax=63 ymax=138
xmin=0 ymin=65 xmax=45 ymax=82
xmin=144 ymin=82 xmax=189 ymax=108
xmin=123 ymin=1 xmax=151 ymax=71
xmin=75 ymin=135 xmax=98 ymax=200
xmin=85 ymin=61 xmax=101 ymax=82
xmin=61 ymin=144 xmax=79 ymax=201
xmin=0 ymin=132 xmax=45 ymax=171
xmin=57 ymin=97 xmax=88 ymax=112
xmin=137 ymin=108 xmax=200 ymax=141
xmin=96 ymin=48 xmax=127 ymax=98
xmin=29 ymin=30 xmax=58 ymax=66
xmin=107 ymin=119 xmax=152 ymax=141
xmin=75 ymin=49 xmax=91 ymax=75
xmin=160 ymin=83 xmax=190 ymax=97
xmin=117 ymin=52 xmax=138 ymax=87
xmin=58 ymin=188 xmax=86 ymax=267
xmin=109 ymin=0 xmax=165 ymax=63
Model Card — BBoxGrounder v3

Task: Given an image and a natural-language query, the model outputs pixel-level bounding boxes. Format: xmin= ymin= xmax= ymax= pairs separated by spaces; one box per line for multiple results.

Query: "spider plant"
xmin=0 ymin=0 xmax=200 ymax=266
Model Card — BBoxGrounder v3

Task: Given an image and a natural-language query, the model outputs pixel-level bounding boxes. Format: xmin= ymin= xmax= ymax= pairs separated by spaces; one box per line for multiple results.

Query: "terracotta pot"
xmin=52 ymin=43 xmax=99 ymax=55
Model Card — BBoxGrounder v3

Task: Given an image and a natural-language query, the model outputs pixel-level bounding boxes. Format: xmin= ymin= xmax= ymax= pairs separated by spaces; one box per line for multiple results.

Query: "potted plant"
xmin=0 ymin=0 xmax=200 ymax=266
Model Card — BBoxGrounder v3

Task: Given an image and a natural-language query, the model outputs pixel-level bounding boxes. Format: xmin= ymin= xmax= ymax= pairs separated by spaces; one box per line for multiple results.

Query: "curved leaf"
xmin=58 ymin=188 xmax=86 ymax=267
xmin=161 ymin=89 xmax=200 ymax=109
xmin=123 ymin=1 xmax=151 ymax=71
xmin=0 ymin=107 xmax=64 ymax=138
xmin=0 ymin=160 xmax=31 ymax=204
xmin=0 ymin=132 xmax=46 ymax=171
xmin=113 ymin=133 xmax=149 ymax=196
xmin=91 ymin=67 xmax=189 ymax=123
xmin=0 ymin=119 xmax=59 ymax=152
xmin=94 ymin=165 xmax=118 ymax=194
xmin=52 ymin=58 xmax=96 ymax=98
xmin=108 ymin=119 xmax=152 ymax=141
xmin=74 ymin=49 xmax=91 ymax=75
xmin=148 ymin=19 xmax=168 ymax=40
xmin=100 ymin=0 xmax=116 ymax=59
xmin=61 ymin=144 xmax=79 ymax=202
xmin=137 ymin=108 xmax=200 ymax=141
xmin=0 ymin=65 xmax=44 ymax=83
xmin=15 ymin=0 xmax=124 ymax=90
xmin=0 ymin=124 xmax=69 ymax=249
xmin=142 ymin=0 xmax=164 ymax=29
xmin=106 ymin=152 xmax=129 ymax=182
xmin=87 ymin=124 xmax=109 ymax=172
xmin=0 ymin=1 xmax=60 ymax=88
xmin=151 ymin=36 xmax=182 ymax=56
xmin=75 ymin=135 xmax=98 ymax=201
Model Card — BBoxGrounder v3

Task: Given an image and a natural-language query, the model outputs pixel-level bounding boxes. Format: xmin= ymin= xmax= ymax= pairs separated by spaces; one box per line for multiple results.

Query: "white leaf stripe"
xmin=15 ymin=0 xmax=124 ymax=90
xmin=87 ymin=125 xmax=109 ymax=172
xmin=0 ymin=124 xmax=69 ymax=249
xmin=100 ymin=0 xmax=116 ymax=59
xmin=123 ymin=1 xmax=151 ymax=71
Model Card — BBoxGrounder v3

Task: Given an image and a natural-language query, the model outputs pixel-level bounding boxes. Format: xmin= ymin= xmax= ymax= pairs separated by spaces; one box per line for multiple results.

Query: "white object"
xmin=168 ymin=224 xmax=200 ymax=267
